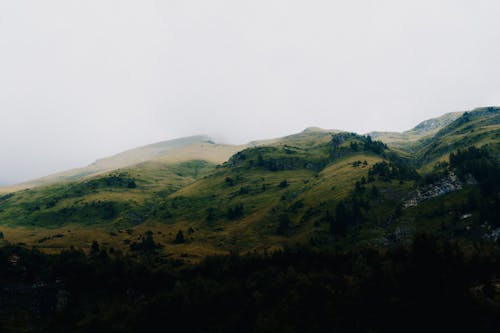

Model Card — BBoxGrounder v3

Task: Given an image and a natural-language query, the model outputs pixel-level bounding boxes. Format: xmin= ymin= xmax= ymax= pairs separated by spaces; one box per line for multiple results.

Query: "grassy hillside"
xmin=0 ymin=132 xmax=397 ymax=257
xmin=0 ymin=108 xmax=498 ymax=259
xmin=369 ymin=111 xmax=463 ymax=148
xmin=0 ymin=136 xmax=244 ymax=192
xmin=413 ymin=107 xmax=500 ymax=171
xmin=0 ymin=160 xmax=221 ymax=256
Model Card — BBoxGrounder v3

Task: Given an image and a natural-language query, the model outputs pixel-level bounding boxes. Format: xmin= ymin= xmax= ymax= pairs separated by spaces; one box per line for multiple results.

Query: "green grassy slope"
xmin=0 ymin=160 xmax=216 ymax=226
xmin=414 ymin=107 xmax=500 ymax=172
xmin=0 ymin=131 xmax=411 ymax=257
xmin=0 ymin=108 xmax=498 ymax=259
xmin=0 ymin=136 xmax=244 ymax=193
xmin=369 ymin=111 xmax=463 ymax=148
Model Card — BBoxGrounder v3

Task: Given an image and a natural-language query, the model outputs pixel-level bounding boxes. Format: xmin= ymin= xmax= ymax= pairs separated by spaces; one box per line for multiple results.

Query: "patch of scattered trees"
xmin=450 ymin=146 xmax=499 ymax=192
xmin=331 ymin=133 xmax=388 ymax=158
xmin=81 ymin=173 xmax=137 ymax=191
xmin=449 ymin=146 xmax=500 ymax=225
xmin=368 ymin=160 xmax=419 ymax=182
xmin=129 ymin=230 xmax=162 ymax=253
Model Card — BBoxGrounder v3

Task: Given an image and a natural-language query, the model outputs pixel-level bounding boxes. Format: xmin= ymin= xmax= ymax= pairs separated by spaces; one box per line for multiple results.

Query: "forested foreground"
xmin=0 ymin=236 xmax=499 ymax=332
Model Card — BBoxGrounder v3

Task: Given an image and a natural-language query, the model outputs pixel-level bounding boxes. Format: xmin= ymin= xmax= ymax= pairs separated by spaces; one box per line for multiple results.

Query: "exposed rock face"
xmin=403 ymin=172 xmax=468 ymax=209
xmin=484 ymin=228 xmax=500 ymax=242
xmin=411 ymin=112 xmax=463 ymax=135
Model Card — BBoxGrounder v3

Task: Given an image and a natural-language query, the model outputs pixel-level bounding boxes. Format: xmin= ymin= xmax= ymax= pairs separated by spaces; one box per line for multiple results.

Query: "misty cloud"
xmin=1 ymin=0 xmax=499 ymax=183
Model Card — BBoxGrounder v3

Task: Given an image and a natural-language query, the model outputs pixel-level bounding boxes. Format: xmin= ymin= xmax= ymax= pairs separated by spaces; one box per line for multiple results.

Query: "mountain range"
xmin=0 ymin=111 xmax=463 ymax=192
xmin=0 ymin=107 xmax=498 ymax=260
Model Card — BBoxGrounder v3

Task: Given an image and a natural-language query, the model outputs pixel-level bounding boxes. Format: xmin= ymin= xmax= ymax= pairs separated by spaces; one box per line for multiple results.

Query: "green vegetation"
xmin=0 ymin=108 xmax=499 ymax=332
xmin=0 ymin=235 xmax=499 ymax=332
xmin=0 ymin=108 xmax=497 ymax=259
xmin=413 ymin=107 xmax=500 ymax=170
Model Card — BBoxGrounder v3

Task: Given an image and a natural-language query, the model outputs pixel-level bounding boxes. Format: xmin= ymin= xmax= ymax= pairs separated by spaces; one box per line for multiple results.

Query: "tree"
xmin=143 ymin=230 xmax=157 ymax=250
xmin=129 ymin=231 xmax=160 ymax=253
xmin=90 ymin=240 xmax=100 ymax=258
xmin=279 ymin=180 xmax=289 ymax=188
xmin=238 ymin=187 xmax=249 ymax=195
xmin=127 ymin=179 xmax=137 ymax=188
xmin=355 ymin=181 xmax=364 ymax=193
xmin=227 ymin=204 xmax=244 ymax=220
xmin=225 ymin=177 xmax=235 ymax=186
xmin=257 ymin=154 xmax=264 ymax=166
xmin=175 ymin=230 xmax=185 ymax=244
xmin=206 ymin=207 xmax=217 ymax=222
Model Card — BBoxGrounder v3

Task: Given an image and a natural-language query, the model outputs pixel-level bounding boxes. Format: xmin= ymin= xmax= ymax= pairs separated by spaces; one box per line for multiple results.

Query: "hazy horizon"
xmin=1 ymin=1 xmax=499 ymax=184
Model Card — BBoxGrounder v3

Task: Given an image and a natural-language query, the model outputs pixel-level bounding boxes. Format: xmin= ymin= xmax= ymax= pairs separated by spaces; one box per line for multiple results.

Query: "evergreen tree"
xmin=175 ymin=230 xmax=185 ymax=244
xmin=90 ymin=240 xmax=100 ymax=258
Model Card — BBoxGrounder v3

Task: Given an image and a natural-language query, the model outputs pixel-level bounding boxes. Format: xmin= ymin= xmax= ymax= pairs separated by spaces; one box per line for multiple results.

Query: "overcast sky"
xmin=1 ymin=0 xmax=499 ymax=184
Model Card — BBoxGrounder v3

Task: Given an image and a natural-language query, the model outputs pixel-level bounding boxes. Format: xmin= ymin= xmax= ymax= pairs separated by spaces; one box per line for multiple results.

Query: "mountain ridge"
xmin=0 ymin=107 xmax=498 ymax=259
xmin=0 ymin=108 xmax=496 ymax=195
xmin=368 ymin=111 xmax=464 ymax=145
xmin=0 ymin=135 xmax=245 ymax=193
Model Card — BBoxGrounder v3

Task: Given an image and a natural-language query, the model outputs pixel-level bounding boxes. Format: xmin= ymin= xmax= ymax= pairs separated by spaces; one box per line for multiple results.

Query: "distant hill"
xmin=0 ymin=128 xmax=341 ymax=193
xmin=369 ymin=111 xmax=463 ymax=148
xmin=0 ymin=112 xmax=466 ymax=193
xmin=1 ymin=135 xmax=245 ymax=192
xmin=413 ymin=107 xmax=500 ymax=170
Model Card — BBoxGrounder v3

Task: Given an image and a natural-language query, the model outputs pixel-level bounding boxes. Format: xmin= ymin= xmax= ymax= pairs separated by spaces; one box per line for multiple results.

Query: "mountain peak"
xmin=303 ymin=127 xmax=326 ymax=133
xmin=410 ymin=112 xmax=463 ymax=135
